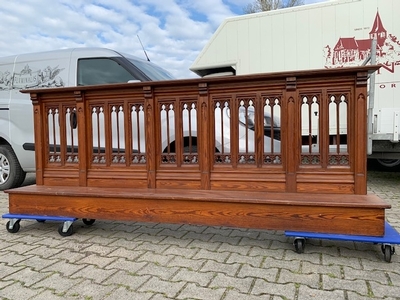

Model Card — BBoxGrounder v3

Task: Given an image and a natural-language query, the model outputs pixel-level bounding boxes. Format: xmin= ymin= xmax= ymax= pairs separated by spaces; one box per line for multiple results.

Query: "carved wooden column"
xmin=75 ymin=90 xmax=88 ymax=187
xmin=31 ymin=93 xmax=44 ymax=185
xmin=144 ymin=86 xmax=156 ymax=188
xmin=354 ymin=71 xmax=369 ymax=194
xmin=285 ymin=76 xmax=298 ymax=192
xmin=198 ymin=83 xmax=210 ymax=190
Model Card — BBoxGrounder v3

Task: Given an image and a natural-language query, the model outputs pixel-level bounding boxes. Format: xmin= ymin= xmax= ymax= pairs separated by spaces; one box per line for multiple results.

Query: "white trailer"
xmin=190 ymin=0 xmax=400 ymax=168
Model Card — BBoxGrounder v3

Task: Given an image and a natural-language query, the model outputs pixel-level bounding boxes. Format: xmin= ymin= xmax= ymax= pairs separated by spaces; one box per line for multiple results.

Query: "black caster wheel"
xmin=6 ymin=220 xmax=20 ymax=233
xmin=82 ymin=218 xmax=96 ymax=226
xmin=36 ymin=219 xmax=46 ymax=223
xmin=382 ymin=244 xmax=395 ymax=263
xmin=58 ymin=223 xmax=73 ymax=237
xmin=294 ymin=238 xmax=305 ymax=254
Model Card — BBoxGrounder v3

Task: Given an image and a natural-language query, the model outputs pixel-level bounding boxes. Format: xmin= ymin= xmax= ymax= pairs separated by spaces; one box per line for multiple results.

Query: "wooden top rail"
xmin=8 ymin=185 xmax=389 ymax=208
xmin=23 ymin=66 xmax=380 ymax=195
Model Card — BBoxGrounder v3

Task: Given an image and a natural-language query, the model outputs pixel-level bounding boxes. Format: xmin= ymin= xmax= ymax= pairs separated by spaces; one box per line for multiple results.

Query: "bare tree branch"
xmin=244 ymin=0 xmax=304 ymax=14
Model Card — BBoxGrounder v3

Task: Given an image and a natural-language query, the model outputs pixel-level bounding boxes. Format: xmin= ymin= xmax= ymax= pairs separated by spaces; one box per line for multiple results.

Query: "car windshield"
xmin=124 ymin=54 xmax=175 ymax=81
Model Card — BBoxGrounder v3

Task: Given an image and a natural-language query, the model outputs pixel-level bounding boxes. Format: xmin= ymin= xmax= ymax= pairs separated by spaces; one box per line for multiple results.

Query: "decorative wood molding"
xmin=286 ymin=76 xmax=296 ymax=91
xmin=198 ymin=82 xmax=208 ymax=95
xmin=356 ymin=71 xmax=369 ymax=87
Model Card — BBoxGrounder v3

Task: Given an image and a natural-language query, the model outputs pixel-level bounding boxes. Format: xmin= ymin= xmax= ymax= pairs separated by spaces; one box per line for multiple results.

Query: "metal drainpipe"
xmin=365 ymin=38 xmax=377 ymax=155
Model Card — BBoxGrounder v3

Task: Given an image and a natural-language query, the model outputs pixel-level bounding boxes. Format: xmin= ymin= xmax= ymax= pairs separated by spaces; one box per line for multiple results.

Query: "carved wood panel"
xmin=29 ymin=66 xmax=377 ymax=194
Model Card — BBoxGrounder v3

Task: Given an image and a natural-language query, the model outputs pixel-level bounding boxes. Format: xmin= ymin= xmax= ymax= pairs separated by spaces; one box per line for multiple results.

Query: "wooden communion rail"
xmin=7 ymin=66 xmax=390 ymax=236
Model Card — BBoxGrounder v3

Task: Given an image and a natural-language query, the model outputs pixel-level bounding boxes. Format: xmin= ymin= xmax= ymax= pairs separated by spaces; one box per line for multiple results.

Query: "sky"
xmin=0 ymin=0 xmax=328 ymax=79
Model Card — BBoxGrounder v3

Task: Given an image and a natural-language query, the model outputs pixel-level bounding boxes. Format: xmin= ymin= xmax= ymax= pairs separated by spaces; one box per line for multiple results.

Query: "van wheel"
xmin=376 ymin=159 xmax=400 ymax=169
xmin=0 ymin=145 xmax=26 ymax=191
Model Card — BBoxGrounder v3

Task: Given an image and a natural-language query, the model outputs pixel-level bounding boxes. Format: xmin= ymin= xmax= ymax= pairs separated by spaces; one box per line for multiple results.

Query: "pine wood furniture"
xmin=7 ymin=66 xmax=390 ymax=236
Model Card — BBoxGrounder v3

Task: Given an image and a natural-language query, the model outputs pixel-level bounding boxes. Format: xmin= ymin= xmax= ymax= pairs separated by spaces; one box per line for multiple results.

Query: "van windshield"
xmin=125 ymin=55 xmax=175 ymax=81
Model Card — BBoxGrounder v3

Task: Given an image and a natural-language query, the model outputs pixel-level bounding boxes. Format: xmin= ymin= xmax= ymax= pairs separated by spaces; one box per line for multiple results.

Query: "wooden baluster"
xmin=75 ymin=90 xmax=88 ymax=187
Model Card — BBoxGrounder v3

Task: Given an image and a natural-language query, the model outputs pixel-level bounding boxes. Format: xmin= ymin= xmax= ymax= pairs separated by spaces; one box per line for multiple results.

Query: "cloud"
xmin=0 ymin=0 xmax=326 ymax=78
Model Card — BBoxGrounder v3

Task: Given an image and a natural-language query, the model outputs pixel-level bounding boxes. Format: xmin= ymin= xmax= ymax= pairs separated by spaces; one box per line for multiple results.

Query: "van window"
xmin=126 ymin=57 xmax=175 ymax=81
xmin=78 ymin=58 xmax=137 ymax=86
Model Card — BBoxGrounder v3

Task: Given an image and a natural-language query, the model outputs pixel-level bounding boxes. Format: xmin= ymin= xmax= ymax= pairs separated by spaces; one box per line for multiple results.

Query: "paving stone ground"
xmin=0 ymin=169 xmax=399 ymax=300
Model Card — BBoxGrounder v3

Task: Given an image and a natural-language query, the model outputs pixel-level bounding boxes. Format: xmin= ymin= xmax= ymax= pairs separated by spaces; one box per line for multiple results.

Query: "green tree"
xmin=244 ymin=0 xmax=304 ymax=13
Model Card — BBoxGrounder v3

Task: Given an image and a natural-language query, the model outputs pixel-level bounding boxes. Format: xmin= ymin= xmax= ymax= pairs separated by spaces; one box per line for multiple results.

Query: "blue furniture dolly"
xmin=286 ymin=221 xmax=400 ymax=263
xmin=2 ymin=213 xmax=96 ymax=237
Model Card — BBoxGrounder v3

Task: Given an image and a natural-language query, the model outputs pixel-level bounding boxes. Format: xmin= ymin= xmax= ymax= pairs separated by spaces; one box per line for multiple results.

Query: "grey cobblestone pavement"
xmin=0 ymin=170 xmax=399 ymax=300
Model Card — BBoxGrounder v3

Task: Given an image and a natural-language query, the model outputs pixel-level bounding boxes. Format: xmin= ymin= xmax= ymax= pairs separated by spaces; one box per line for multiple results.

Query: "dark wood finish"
xmin=8 ymin=185 xmax=389 ymax=236
xmin=6 ymin=66 xmax=389 ymax=236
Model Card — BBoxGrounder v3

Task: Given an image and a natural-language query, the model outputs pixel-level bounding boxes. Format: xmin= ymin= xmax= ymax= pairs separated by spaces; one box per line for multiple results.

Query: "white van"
xmin=0 ymin=47 xmax=174 ymax=190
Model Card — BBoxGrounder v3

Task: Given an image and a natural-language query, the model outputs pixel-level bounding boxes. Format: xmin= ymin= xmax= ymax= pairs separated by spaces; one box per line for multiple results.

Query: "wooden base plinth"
xmin=6 ymin=185 xmax=390 ymax=237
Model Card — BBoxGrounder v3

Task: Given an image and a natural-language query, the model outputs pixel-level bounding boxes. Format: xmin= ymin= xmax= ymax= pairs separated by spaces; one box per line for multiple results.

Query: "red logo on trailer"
xmin=324 ymin=11 xmax=400 ymax=74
